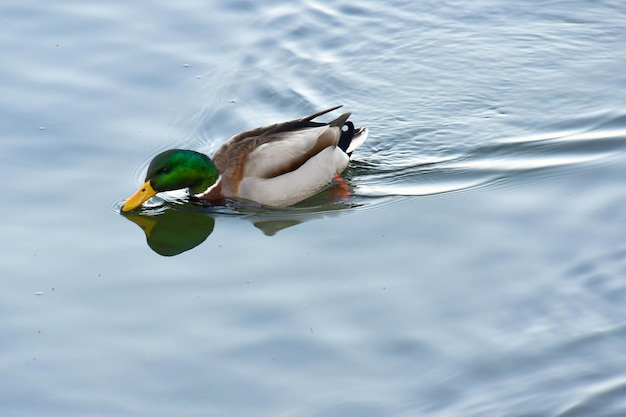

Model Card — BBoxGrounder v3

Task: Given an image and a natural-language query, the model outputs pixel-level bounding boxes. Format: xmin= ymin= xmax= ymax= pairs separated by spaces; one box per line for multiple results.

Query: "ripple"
xmin=556 ymin=366 xmax=626 ymax=417
xmin=353 ymin=112 xmax=626 ymax=199
xmin=354 ymin=172 xmax=495 ymax=198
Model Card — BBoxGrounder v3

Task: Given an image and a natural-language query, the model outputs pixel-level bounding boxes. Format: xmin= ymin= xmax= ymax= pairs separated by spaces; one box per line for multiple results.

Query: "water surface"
xmin=2 ymin=0 xmax=626 ymax=416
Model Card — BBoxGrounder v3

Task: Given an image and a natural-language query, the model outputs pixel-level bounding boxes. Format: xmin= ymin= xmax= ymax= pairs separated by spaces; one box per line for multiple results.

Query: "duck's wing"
xmin=211 ymin=105 xmax=344 ymax=171
xmin=213 ymin=107 xmax=345 ymax=179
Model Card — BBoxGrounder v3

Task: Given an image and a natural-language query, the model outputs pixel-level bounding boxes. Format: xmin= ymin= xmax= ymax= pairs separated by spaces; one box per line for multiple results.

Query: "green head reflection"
xmin=122 ymin=207 xmax=215 ymax=256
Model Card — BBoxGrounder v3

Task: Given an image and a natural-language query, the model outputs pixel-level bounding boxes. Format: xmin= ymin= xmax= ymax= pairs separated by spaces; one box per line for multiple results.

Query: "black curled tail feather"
xmin=338 ymin=121 xmax=355 ymax=154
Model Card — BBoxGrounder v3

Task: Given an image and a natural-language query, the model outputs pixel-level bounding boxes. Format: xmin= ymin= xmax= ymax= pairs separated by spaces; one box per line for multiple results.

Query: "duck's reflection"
xmin=121 ymin=193 xmax=356 ymax=256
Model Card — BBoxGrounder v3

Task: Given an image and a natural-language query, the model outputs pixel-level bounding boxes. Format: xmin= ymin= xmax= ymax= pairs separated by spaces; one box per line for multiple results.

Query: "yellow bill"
xmin=121 ymin=180 xmax=157 ymax=212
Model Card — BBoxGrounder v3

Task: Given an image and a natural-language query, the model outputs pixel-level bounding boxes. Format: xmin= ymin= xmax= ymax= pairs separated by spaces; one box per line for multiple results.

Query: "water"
xmin=2 ymin=0 xmax=626 ymax=416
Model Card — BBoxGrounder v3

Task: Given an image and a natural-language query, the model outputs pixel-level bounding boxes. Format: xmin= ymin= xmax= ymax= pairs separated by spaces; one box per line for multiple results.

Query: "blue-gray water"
xmin=2 ymin=0 xmax=626 ymax=416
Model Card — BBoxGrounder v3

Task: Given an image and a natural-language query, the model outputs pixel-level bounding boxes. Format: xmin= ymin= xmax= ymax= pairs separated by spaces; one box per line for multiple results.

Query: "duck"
xmin=121 ymin=105 xmax=368 ymax=212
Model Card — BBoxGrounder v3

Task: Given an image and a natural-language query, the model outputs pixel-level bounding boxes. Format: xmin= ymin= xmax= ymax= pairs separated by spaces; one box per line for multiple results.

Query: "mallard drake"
xmin=121 ymin=105 xmax=368 ymax=212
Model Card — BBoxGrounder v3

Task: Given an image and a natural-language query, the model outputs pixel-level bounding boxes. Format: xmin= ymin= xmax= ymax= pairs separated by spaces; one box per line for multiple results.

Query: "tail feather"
xmin=337 ymin=121 xmax=354 ymax=152
xmin=346 ymin=127 xmax=368 ymax=155
xmin=329 ymin=112 xmax=351 ymax=128
xmin=306 ymin=106 xmax=367 ymax=156
xmin=303 ymin=105 xmax=343 ymax=121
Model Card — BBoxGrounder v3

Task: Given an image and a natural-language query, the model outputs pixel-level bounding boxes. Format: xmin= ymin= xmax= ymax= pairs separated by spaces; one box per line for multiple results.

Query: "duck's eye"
xmin=159 ymin=167 xmax=170 ymax=174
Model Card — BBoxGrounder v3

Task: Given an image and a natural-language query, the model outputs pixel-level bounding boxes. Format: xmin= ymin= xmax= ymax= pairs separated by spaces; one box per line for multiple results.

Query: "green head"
xmin=121 ymin=149 xmax=219 ymax=212
xmin=147 ymin=149 xmax=219 ymax=194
